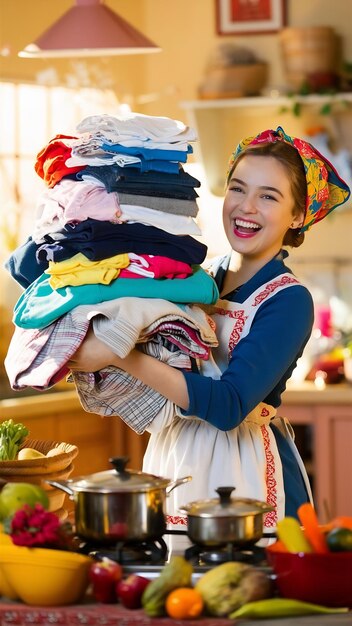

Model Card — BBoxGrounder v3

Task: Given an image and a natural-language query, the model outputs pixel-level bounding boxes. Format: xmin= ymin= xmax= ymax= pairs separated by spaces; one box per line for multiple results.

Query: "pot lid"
xmin=180 ymin=486 xmax=274 ymax=518
xmin=67 ymin=457 xmax=171 ymax=493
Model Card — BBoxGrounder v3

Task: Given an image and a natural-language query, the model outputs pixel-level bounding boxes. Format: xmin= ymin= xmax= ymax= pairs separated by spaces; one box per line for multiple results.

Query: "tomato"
xmin=165 ymin=587 xmax=204 ymax=619
xmin=326 ymin=527 xmax=352 ymax=552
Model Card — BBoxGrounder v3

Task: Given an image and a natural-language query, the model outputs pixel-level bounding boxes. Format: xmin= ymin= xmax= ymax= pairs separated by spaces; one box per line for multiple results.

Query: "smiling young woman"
xmin=68 ymin=126 xmax=351 ymax=553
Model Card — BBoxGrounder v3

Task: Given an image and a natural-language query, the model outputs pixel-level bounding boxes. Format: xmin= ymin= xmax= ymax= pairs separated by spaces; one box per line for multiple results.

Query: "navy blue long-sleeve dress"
xmin=143 ymin=250 xmax=314 ymax=540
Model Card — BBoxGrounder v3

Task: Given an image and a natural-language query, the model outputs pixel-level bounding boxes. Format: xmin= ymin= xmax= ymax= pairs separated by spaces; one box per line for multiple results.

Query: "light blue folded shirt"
xmin=13 ymin=266 xmax=219 ymax=330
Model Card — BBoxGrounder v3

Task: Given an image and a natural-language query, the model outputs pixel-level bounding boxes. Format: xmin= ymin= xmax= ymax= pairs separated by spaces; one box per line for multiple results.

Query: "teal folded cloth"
xmin=13 ymin=265 xmax=219 ymax=329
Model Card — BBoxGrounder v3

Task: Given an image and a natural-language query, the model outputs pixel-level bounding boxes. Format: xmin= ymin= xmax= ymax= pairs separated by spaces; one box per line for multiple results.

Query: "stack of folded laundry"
xmin=5 ymin=112 xmax=219 ymax=433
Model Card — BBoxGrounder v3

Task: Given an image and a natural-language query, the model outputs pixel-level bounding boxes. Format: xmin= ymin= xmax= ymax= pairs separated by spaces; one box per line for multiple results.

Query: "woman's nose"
xmin=240 ymin=194 xmax=257 ymax=213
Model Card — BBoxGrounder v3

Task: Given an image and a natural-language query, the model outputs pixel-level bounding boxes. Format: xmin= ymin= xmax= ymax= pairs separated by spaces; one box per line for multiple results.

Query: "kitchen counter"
xmin=1 ymin=382 xmax=352 ymax=516
xmin=283 ymin=381 xmax=352 ymax=405
xmin=2 ymin=381 xmax=351 ymax=412
xmin=0 ymin=600 xmax=351 ymax=625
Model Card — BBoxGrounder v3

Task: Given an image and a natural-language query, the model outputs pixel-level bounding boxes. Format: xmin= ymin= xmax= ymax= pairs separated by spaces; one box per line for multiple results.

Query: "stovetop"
xmin=80 ymin=530 xmax=274 ymax=579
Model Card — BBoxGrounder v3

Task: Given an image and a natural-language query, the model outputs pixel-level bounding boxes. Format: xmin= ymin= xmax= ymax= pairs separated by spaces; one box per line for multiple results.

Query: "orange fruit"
xmin=165 ymin=587 xmax=204 ymax=619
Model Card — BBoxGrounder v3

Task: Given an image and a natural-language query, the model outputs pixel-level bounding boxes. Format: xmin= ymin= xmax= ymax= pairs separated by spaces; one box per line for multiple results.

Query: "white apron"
xmin=143 ymin=273 xmax=313 ymax=551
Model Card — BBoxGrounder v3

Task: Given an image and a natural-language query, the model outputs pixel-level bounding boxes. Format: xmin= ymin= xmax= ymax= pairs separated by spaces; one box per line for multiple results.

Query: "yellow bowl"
xmin=0 ymin=528 xmax=19 ymax=600
xmin=0 ymin=544 xmax=92 ymax=606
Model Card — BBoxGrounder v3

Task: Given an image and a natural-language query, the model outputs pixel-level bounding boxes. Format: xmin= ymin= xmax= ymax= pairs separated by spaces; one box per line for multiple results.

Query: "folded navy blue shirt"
xmin=5 ymin=221 xmax=208 ymax=288
xmin=74 ymin=164 xmax=200 ymax=198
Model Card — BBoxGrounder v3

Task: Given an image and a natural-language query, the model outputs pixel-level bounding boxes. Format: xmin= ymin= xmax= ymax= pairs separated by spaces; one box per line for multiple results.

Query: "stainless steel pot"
xmin=47 ymin=456 xmax=191 ymax=543
xmin=179 ymin=486 xmax=274 ymax=548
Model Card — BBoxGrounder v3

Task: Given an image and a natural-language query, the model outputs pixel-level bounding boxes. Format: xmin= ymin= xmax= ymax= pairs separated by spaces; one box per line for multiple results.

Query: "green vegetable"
xmin=0 ymin=419 xmax=29 ymax=461
xmin=141 ymin=556 xmax=193 ymax=617
xmin=326 ymin=527 xmax=352 ymax=552
xmin=229 ymin=597 xmax=349 ymax=619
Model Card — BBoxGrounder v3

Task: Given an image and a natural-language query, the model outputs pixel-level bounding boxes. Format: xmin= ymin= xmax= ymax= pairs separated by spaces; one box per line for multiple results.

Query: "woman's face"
xmin=223 ymin=154 xmax=304 ymax=263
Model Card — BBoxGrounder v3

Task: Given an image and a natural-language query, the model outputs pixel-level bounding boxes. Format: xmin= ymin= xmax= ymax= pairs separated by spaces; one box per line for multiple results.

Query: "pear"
xmin=0 ymin=497 xmax=7 ymax=522
xmin=0 ymin=482 xmax=49 ymax=517
xmin=17 ymin=448 xmax=46 ymax=460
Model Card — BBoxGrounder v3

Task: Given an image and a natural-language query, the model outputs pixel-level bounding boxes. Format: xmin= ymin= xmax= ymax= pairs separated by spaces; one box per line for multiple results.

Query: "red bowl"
xmin=266 ymin=545 xmax=352 ymax=608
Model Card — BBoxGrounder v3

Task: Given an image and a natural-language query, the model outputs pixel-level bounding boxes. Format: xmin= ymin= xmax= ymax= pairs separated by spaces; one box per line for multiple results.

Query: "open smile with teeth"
xmin=234 ymin=218 xmax=262 ymax=235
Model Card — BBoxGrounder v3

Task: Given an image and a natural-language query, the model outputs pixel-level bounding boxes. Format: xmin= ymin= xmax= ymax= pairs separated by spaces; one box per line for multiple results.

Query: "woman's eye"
xmin=262 ymin=193 xmax=277 ymax=201
xmin=229 ymin=186 xmax=243 ymax=193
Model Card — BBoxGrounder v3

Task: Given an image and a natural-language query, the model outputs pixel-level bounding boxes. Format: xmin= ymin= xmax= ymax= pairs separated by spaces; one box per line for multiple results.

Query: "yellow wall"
xmin=1 ymin=2 xmax=352 ymax=263
xmin=1 ymin=0 xmax=352 ymax=261
xmin=1 ymin=0 xmax=352 ymax=121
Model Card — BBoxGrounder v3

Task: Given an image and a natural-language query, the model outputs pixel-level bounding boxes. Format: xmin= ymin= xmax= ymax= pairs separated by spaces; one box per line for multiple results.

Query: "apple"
xmin=116 ymin=574 xmax=151 ymax=609
xmin=89 ymin=558 xmax=123 ymax=603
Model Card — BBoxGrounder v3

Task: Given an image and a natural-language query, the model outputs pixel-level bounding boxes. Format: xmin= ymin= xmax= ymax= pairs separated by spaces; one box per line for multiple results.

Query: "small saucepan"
xmin=47 ymin=456 xmax=191 ymax=544
xmin=179 ymin=486 xmax=274 ymax=548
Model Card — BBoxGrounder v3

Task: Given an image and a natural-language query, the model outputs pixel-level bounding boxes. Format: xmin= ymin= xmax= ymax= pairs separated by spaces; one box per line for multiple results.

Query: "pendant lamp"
xmin=18 ymin=0 xmax=161 ymax=58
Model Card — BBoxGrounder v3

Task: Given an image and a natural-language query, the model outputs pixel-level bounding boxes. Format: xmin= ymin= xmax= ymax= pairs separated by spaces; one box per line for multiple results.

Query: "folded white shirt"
xmin=76 ymin=112 xmax=197 ymax=143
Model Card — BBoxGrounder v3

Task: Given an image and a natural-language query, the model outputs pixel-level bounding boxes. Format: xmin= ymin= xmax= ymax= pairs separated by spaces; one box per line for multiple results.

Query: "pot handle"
xmin=166 ymin=475 xmax=192 ymax=495
xmin=45 ymin=479 xmax=74 ymax=497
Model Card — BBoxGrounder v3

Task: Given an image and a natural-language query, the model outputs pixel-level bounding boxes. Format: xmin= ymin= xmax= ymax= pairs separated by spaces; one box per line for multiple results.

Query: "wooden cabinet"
xmin=0 ymin=391 xmax=149 ymax=476
xmin=281 ymin=383 xmax=352 ymax=521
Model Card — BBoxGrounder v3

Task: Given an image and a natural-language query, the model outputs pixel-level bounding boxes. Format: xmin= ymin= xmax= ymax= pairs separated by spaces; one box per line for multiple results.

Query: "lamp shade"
xmin=18 ymin=0 xmax=161 ymax=58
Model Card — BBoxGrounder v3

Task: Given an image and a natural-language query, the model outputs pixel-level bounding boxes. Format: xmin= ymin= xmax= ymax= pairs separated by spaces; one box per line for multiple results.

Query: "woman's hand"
xmin=68 ymin=327 xmax=122 ymax=372
xmin=68 ymin=327 xmax=190 ymax=410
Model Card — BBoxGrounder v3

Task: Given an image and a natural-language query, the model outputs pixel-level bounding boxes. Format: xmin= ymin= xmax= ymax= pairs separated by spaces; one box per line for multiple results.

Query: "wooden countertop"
xmin=282 ymin=381 xmax=352 ymax=405
xmin=2 ymin=381 xmax=352 ymax=418
xmin=0 ymin=389 xmax=81 ymax=419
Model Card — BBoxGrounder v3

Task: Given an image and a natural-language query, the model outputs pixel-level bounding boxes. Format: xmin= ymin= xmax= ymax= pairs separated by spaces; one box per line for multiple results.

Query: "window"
xmin=0 ymin=81 xmax=119 ymax=259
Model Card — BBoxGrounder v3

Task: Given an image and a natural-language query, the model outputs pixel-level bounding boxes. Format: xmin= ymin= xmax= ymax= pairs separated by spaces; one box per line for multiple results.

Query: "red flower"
xmin=10 ymin=504 xmax=74 ymax=549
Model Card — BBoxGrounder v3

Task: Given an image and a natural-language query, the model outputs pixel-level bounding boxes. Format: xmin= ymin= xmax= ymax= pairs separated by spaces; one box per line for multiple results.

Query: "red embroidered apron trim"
xmin=253 ymin=276 xmax=299 ymax=307
xmin=212 ymin=307 xmax=247 ymax=361
xmin=212 ymin=307 xmax=245 ymax=319
xmin=228 ymin=318 xmax=247 ymax=359
xmin=261 ymin=424 xmax=278 ymax=527
xmin=166 ymin=514 xmax=188 ymax=526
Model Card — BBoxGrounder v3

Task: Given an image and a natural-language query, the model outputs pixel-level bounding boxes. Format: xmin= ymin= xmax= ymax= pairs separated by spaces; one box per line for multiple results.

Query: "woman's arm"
xmin=69 ymin=285 xmax=313 ymax=431
xmin=68 ymin=327 xmax=190 ymax=410
xmin=181 ymin=285 xmax=314 ymax=429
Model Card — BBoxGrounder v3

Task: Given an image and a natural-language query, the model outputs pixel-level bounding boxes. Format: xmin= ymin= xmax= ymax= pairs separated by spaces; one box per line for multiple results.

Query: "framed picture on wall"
xmin=216 ymin=0 xmax=286 ymax=35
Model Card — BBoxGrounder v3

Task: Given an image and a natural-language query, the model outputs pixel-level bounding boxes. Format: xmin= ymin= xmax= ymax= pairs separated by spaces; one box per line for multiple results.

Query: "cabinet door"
xmin=282 ymin=403 xmax=352 ymax=519
xmin=314 ymin=406 xmax=352 ymax=519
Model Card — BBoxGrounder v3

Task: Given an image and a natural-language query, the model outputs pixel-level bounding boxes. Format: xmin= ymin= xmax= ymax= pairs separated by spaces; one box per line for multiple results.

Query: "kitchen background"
xmin=1 ymin=0 xmax=352 ymax=516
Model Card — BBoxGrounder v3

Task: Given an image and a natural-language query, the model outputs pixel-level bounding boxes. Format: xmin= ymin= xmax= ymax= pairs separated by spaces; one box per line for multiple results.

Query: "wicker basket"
xmin=279 ymin=26 xmax=337 ymax=89
xmin=1 ymin=463 xmax=75 ymax=512
xmin=0 ymin=440 xmax=78 ymax=513
xmin=198 ymin=63 xmax=268 ymax=99
xmin=0 ymin=440 xmax=78 ymax=476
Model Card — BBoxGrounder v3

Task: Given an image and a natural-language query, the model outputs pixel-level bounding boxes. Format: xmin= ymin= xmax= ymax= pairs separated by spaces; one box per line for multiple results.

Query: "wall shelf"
xmin=181 ymin=92 xmax=352 ymax=111
xmin=180 ymin=93 xmax=352 ymax=196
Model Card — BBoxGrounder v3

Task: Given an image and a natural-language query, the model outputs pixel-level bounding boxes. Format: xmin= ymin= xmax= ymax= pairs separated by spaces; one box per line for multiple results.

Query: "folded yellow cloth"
xmin=45 ymin=252 xmax=130 ymax=288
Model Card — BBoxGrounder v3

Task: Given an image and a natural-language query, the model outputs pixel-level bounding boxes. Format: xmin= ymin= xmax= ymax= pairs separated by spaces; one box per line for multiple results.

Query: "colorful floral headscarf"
xmin=227 ymin=126 xmax=351 ymax=232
